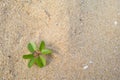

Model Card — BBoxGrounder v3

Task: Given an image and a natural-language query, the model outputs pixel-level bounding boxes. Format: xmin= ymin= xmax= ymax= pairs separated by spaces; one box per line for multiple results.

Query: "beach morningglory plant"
xmin=23 ymin=41 xmax=52 ymax=68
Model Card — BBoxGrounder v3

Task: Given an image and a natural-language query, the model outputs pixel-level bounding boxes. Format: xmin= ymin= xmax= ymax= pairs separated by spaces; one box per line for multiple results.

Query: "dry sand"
xmin=0 ymin=0 xmax=120 ymax=80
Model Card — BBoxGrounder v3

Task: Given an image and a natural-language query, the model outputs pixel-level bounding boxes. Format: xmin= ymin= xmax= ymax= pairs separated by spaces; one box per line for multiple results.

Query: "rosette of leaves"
xmin=23 ymin=41 xmax=52 ymax=68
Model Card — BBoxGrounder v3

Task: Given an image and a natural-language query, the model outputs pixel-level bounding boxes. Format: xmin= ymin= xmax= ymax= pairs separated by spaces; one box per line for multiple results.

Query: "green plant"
xmin=23 ymin=41 xmax=52 ymax=68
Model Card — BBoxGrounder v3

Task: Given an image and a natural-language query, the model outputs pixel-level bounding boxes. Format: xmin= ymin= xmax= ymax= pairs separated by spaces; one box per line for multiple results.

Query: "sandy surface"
xmin=0 ymin=0 xmax=120 ymax=80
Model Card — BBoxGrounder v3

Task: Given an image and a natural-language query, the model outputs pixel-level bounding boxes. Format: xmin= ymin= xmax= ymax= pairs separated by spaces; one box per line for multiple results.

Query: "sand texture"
xmin=0 ymin=0 xmax=120 ymax=80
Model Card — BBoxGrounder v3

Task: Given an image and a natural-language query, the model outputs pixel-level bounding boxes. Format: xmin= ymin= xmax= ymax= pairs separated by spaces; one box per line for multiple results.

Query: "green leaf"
xmin=41 ymin=49 xmax=52 ymax=54
xmin=28 ymin=42 xmax=37 ymax=53
xmin=40 ymin=56 xmax=46 ymax=66
xmin=35 ymin=57 xmax=43 ymax=68
xmin=39 ymin=41 xmax=45 ymax=51
xmin=28 ymin=58 xmax=35 ymax=68
xmin=23 ymin=54 xmax=34 ymax=59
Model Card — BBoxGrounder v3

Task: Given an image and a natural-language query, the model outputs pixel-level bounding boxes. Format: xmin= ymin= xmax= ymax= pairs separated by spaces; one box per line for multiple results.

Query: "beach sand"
xmin=0 ymin=0 xmax=120 ymax=80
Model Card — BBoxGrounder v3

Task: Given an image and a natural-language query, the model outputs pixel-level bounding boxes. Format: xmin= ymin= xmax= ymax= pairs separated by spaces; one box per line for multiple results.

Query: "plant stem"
xmin=33 ymin=51 xmax=41 ymax=57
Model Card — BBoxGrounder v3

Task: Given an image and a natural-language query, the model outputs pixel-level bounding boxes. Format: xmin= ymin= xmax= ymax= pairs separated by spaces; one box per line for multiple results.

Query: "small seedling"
xmin=23 ymin=41 xmax=52 ymax=68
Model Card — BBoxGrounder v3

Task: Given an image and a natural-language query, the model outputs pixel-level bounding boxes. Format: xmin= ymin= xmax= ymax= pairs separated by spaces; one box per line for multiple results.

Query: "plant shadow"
xmin=45 ymin=43 xmax=60 ymax=66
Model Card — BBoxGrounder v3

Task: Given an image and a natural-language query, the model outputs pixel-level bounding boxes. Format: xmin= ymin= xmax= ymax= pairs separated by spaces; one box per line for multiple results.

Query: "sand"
xmin=0 ymin=0 xmax=120 ymax=80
